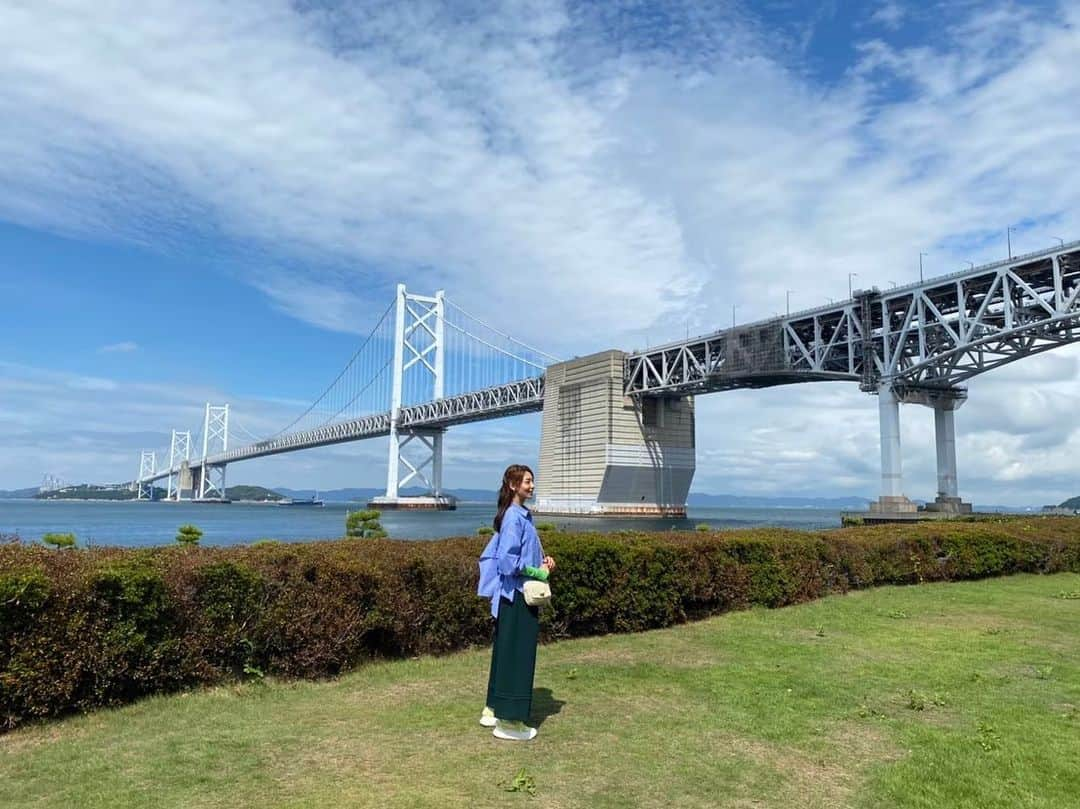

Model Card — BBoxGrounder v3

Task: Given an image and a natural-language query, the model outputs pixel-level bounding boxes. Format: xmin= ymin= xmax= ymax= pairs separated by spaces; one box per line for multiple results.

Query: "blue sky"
xmin=2 ymin=0 xmax=1080 ymax=504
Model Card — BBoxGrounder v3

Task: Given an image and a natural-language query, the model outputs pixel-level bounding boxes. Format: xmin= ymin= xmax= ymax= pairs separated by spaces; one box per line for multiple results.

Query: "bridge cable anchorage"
xmin=268 ymin=298 xmax=396 ymax=440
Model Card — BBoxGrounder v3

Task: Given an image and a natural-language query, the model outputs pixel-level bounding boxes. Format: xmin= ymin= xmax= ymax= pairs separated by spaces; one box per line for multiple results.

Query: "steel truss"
xmin=398 ymin=377 xmax=544 ymax=428
xmin=626 ymin=241 xmax=1080 ymax=395
xmin=135 ymin=378 xmax=545 ymax=485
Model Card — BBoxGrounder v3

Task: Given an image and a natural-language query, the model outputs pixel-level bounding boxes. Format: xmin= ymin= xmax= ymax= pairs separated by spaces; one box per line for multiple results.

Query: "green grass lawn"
xmin=2 ymin=572 xmax=1078 ymax=809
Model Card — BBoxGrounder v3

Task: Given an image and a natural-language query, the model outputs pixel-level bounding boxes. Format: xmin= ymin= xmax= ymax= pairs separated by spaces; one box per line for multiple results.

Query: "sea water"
xmin=0 ymin=499 xmax=844 ymax=547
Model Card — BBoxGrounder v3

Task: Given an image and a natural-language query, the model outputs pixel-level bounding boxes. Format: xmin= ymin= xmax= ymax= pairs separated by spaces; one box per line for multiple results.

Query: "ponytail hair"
xmin=493 ymin=464 xmax=533 ymax=532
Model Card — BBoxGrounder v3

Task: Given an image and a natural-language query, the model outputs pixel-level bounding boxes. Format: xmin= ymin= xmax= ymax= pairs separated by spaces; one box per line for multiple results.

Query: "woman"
xmin=476 ymin=464 xmax=556 ymax=741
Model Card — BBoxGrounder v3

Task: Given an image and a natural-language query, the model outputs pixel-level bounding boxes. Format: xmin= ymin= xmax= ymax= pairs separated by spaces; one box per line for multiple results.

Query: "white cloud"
xmin=870 ymin=1 xmax=906 ymax=30
xmin=2 ymin=1 xmax=1080 ymax=504
xmin=99 ymin=341 xmax=139 ymax=353
xmin=0 ymin=360 xmax=530 ymax=493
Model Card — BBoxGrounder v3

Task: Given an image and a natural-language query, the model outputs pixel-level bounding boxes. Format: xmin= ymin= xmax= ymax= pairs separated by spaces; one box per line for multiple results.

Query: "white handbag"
xmin=523 ymin=579 xmax=552 ymax=608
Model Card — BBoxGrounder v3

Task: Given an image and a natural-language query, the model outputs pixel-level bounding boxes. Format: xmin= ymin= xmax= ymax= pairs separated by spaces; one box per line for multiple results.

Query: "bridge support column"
xmin=935 ymin=405 xmax=958 ymax=499
xmin=370 ymin=428 xmax=455 ymax=510
xmin=911 ymin=389 xmax=972 ymax=514
xmin=869 ymin=384 xmax=917 ymax=515
xmin=534 ymin=350 xmax=695 ymax=517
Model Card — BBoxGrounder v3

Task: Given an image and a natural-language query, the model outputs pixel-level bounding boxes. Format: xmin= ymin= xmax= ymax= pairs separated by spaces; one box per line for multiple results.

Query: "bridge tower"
xmin=136 ymin=451 xmax=156 ymax=500
xmin=369 ymin=284 xmax=454 ymax=510
xmin=166 ymin=429 xmax=193 ymax=501
xmin=534 ymin=350 xmax=695 ymax=517
xmin=194 ymin=404 xmax=229 ymax=501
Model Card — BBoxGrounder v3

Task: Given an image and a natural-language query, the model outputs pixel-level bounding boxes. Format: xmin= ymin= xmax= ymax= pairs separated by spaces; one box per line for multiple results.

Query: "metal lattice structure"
xmin=136 ymin=378 xmax=544 ymax=484
xmin=384 ymin=285 xmax=445 ymax=499
xmin=625 ymin=241 xmax=1080 ymax=396
xmin=132 ymin=242 xmax=1080 ymax=510
xmin=198 ymin=404 xmax=229 ymax=499
xmin=166 ymin=429 xmax=191 ymax=501
xmin=136 ymin=451 xmax=156 ymax=500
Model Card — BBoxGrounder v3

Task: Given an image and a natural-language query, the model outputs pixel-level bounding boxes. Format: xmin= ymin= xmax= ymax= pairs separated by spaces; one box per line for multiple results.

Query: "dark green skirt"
xmin=485 ymin=590 xmax=540 ymax=722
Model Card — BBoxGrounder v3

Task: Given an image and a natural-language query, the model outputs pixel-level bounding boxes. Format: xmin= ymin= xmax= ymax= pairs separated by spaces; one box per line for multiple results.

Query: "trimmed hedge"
xmin=2 ymin=517 xmax=1079 ymax=731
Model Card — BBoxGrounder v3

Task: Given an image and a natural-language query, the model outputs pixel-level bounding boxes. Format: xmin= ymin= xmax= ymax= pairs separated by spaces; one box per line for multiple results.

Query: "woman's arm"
xmin=495 ymin=514 xmax=526 ymax=577
xmin=522 ymin=564 xmax=549 ymax=581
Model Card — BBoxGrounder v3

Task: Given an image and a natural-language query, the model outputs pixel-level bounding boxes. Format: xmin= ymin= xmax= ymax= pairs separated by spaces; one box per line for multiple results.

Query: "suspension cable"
xmin=269 ymin=299 xmax=396 ymax=439
xmin=320 ymin=357 xmax=393 ymax=426
xmin=444 ymin=299 xmax=561 ymax=361
xmin=442 ymin=319 xmax=550 ymax=370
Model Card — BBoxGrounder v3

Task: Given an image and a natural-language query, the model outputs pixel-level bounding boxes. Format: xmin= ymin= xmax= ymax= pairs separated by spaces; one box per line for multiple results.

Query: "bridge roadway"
xmin=624 ymin=240 xmax=1080 ymax=397
xmin=139 ymin=377 xmax=544 ymax=484
xmin=138 ymin=240 xmax=1080 ymax=488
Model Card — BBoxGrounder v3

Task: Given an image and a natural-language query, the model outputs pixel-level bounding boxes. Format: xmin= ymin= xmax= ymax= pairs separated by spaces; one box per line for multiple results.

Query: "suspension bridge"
xmin=132 ymin=239 xmax=1080 ymax=518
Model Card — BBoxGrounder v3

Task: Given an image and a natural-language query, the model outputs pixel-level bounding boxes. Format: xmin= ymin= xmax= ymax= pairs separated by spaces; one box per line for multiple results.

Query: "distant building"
xmin=1041 ymin=506 xmax=1076 ymax=516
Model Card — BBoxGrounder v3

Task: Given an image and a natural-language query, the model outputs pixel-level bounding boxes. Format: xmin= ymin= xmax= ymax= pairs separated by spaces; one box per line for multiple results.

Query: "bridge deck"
xmin=139 ymin=377 xmax=544 ymax=483
xmin=626 ymin=241 xmax=1080 ymax=396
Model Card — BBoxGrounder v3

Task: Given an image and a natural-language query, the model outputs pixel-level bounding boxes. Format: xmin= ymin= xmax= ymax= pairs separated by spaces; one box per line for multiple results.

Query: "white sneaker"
xmin=493 ymin=719 xmax=538 ymax=741
xmin=479 ymin=706 xmax=497 ymax=727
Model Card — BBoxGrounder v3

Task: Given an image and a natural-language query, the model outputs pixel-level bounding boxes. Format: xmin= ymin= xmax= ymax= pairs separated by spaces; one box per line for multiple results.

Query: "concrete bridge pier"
xmin=534 ymin=350 xmax=695 ymax=517
xmin=870 ymin=383 xmax=917 ymax=515
xmin=913 ymin=388 xmax=972 ymax=514
xmin=870 ymin=384 xmax=972 ymax=517
xmin=169 ymin=460 xmax=194 ymax=501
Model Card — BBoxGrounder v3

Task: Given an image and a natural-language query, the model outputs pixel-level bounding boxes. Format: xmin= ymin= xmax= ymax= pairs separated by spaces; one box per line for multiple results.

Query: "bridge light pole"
xmin=1052 ymin=236 xmax=1065 ymax=247
xmin=848 ymin=272 xmax=857 ymax=298
xmin=786 ymin=289 xmax=793 ymax=316
xmin=1007 ymin=226 xmax=1016 ymax=258
xmin=731 ymin=303 xmax=738 ymax=328
xmin=919 ymin=252 xmax=927 ymax=283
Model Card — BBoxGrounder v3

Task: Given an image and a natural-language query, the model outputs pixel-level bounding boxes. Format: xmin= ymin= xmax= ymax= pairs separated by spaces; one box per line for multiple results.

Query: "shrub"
xmin=41 ymin=533 xmax=76 ymax=549
xmin=346 ymin=510 xmax=386 ymax=539
xmin=695 ymin=523 xmax=711 ymax=532
xmin=1 ymin=516 xmax=1079 ymax=731
xmin=535 ymin=522 xmax=556 ymax=533
xmin=0 ymin=570 xmax=50 ymax=640
xmin=191 ymin=561 xmax=265 ymax=676
xmin=477 ymin=526 xmax=494 ymax=537
xmin=176 ymin=524 xmax=203 ymax=546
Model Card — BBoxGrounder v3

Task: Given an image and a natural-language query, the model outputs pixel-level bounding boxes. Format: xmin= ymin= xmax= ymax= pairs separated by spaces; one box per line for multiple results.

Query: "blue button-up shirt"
xmin=477 ymin=503 xmax=545 ymax=619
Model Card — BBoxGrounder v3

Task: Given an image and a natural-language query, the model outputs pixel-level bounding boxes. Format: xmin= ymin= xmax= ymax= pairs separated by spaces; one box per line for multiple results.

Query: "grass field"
xmin=2 ymin=572 xmax=1078 ymax=809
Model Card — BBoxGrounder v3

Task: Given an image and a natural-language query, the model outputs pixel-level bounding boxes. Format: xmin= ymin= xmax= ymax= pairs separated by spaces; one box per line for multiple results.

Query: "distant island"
xmin=34 ymin=484 xmax=155 ymax=501
xmin=227 ymin=485 xmax=285 ymax=502
xmin=0 ymin=482 xmax=1057 ymax=511
xmin=20 ymin=484 xmax=284 ymax=502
